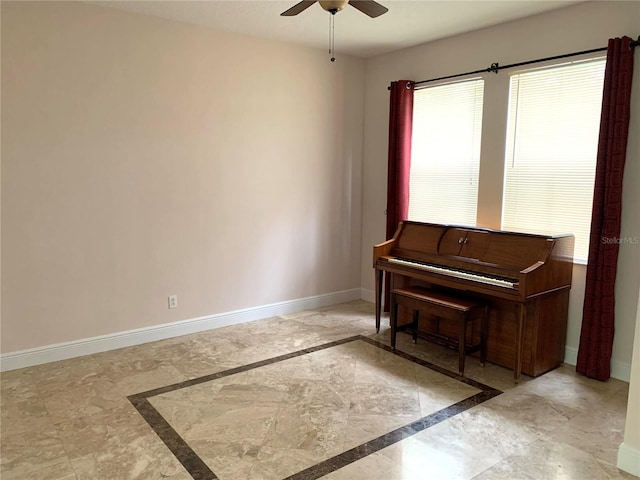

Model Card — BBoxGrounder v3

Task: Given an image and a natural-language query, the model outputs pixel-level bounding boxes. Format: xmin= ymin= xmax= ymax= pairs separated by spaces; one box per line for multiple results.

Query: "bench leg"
xmin=412 ymin=310 xmax=419 ymax=343
xmin=390 ymin=294 xmax=398 ymax=350
xmin=458 ymin=316 xmax=466 ymax=376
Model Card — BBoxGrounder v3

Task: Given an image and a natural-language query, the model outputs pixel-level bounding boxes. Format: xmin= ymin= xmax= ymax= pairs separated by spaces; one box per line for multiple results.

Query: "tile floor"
xmin=1 ymin=300 xmax=636 ymax=480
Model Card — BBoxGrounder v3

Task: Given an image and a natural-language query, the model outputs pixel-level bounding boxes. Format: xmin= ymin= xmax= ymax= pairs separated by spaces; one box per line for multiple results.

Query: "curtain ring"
xmin=405 ymin=82 xmax=412 ymax=89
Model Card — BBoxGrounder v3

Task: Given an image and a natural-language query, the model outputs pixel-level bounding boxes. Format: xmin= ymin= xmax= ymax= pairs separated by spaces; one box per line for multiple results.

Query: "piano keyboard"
xmin=388 ymin=258 xmax=518 ymax=289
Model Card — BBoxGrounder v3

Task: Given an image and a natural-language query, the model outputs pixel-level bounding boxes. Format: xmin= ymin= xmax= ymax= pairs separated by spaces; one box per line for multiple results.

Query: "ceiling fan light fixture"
xmin=319 ymin=0 xmax=349 ymax=13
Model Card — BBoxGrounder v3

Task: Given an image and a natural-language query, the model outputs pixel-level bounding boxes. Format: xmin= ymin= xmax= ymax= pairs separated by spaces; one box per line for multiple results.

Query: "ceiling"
xmin=91 ymin=0 xmax=582 ymax=58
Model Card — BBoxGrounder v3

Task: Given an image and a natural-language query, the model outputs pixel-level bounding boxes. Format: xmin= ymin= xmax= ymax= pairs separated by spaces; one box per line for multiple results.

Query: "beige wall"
xmin=618 ymin=51 xmax=640 ymax=478
xmin=619 ymin=283 xmax=640 ymax=475
xmin=361 ymin=1 xmax=640 ymax=377
xmin=1 ymin=1 xmax=365 ymax=353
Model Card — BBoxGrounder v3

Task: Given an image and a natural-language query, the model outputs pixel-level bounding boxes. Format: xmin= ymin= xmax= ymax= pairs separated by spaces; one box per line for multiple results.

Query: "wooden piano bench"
xmin=390 ymin=286 xmax=488 ymax=376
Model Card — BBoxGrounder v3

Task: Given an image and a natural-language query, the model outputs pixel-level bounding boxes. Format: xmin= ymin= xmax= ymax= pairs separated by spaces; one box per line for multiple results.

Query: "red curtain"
xmin=577 ymin=36 xmax=635 ymax=381
xmin=386 ymin=80 xmax=415 ymax=239
xmin=384 ymin=80 xmax=414 ymax=309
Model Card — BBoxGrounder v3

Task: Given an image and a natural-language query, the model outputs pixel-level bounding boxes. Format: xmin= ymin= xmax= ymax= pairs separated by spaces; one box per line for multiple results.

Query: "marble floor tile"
xmin=472 ymin=437 xmax=638 ymax=480
xmin=54 ymin=404 xmax=154 ymax=460
xmin=133 ymin=335 xmax=497 ymax=479
xmin=39 ymin=376 xmax=130 ymax=424
xmin=321 ymin=451 xmax=406 ymax=480
xmin=0 ymin=370 xmax=54 ymax=438
xmin=1 ymin=300 xmax=635 ymax=480
xmin=542 ymin=399 xmax=629 ymax=467
xmin=0 ymin=426 xmax=75 ymax=480
xmin=479 ymin=389 xmax=584 ymax=435
xmin=515 ymin=362 xmax=629 ymax=412
xmin=68 ymin=433 xmax=190 ymax=480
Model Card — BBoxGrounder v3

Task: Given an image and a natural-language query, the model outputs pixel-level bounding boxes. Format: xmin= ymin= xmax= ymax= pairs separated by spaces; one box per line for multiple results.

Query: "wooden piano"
xmin=374 ymin=221 xmax=575 ymax=380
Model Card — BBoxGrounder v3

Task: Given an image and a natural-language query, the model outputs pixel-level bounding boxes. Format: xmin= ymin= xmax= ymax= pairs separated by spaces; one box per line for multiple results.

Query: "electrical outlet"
xmin=168 ymin=295 xmax=177 ymax=309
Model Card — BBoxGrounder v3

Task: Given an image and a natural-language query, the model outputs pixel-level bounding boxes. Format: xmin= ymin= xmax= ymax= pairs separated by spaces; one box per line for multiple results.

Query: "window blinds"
xmin=502 ymin=59 xmax=606 ymax=263
xmin=408 ymin=79 xmax=484 ymax=226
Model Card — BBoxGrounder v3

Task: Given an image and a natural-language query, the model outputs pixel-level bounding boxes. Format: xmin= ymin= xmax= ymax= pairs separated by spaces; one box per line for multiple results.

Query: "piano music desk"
xmin=390 ymin=286 xmax=488 ymax=376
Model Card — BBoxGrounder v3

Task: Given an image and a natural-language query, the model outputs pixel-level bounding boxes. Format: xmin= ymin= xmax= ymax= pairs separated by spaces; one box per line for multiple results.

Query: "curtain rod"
xmin=389 ymin=36 xmax=640 ymax=90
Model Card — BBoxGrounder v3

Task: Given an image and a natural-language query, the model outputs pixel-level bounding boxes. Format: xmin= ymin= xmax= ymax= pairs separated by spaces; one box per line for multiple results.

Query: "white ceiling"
xmin=91 ymin=0 xmax=582 ymax=58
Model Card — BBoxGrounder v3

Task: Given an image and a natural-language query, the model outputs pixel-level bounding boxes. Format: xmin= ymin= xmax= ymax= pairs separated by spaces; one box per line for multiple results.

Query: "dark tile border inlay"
xmin=129 ymin=335 xmax=502 ymax=480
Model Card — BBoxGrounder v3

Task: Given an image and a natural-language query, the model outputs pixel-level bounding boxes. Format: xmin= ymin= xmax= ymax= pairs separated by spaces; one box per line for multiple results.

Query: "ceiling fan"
xmin=281 ymin=0 xmax=388 ymax=18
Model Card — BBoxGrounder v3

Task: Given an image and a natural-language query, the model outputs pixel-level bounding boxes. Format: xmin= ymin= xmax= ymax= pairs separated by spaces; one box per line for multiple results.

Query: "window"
xmin=408 ymin=79 xmax=484 ymax=225
xmin=407 ymin=58 xmax=605 ymax=264
xmin=502 ymin=59 xmax=606 ymax=262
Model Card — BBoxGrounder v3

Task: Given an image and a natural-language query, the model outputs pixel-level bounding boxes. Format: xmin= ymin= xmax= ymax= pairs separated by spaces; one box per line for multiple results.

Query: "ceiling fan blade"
xmin=349 ymin=0 xmax=388 ymax=18
xmin=281 ymin=1 xmax=317 ymax=16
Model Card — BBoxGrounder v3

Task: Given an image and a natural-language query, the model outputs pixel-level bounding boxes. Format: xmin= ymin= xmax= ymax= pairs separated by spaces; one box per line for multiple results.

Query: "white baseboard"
xmin=360 ymin=287 xmax=376 ymax=304
xmin=618 ymin=442 xmax=640 ymax=477
xmin=0 ymin=288 xmax=362 ymax=372
xmin=564 ymin=346 xmax=631 ymax=383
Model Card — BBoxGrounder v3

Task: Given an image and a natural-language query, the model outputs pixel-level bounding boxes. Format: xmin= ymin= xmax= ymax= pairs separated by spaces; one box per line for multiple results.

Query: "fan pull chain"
xmin=329 ymin=11 xmax=336 ymax=62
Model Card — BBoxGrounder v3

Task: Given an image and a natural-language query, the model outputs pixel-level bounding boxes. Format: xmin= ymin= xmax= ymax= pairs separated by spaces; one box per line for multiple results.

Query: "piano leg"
xmin=375 ymin=268 xmax=383 ymax=333
xmin=514 ymin=303 xmax=526 ymax=383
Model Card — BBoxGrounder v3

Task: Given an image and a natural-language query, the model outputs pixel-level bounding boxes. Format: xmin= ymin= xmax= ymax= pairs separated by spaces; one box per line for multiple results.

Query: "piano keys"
xmin=387 ymin=257 xmax=518 ymax=289
xmin=374 ymin=221 xmax=574 ymax=380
